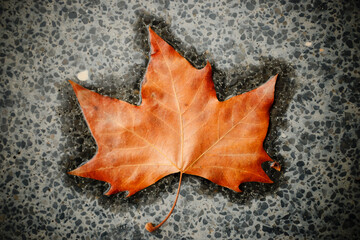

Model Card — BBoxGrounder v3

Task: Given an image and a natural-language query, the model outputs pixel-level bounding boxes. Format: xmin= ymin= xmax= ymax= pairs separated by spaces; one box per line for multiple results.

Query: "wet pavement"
xmin=0 ymin=0 xmax=359 ymax=239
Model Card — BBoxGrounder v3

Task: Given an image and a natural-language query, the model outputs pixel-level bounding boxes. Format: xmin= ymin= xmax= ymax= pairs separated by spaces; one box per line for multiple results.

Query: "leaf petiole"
xmin=145 ymin=172 xmax=183 ymax=232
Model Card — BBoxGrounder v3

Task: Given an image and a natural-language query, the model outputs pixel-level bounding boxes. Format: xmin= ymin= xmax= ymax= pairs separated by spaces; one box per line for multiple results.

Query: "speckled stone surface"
xmin=1 ymin=0 xmax=359 ymax=239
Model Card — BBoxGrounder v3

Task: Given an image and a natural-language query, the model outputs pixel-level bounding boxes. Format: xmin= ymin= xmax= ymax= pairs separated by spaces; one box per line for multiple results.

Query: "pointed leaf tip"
xmin=205 ymin=61 xmax=212 ymax=69
xmin=271 ymin=74 xmax=278 ymax=84
xmin=271 ymin=162 xmax=281 ymax=171
xmin=258 ymin=73 xmax=278 ymax=93
xmin=104 ymin=185 xmax=118 ymax=196
xmin=233 ymin=186 xmax=242 ymax=193
xmin=68 ymin=79 xmax=78 ymax=89
xmin=148 ymin=26 xmax=156 ymax=37
xmin=67 ymin=168 xmax=82 ymax=177
xmin=68 ymin=79 xmax=77 ymax=87
xmin=68 ymin=80 xmax=87 ymax=94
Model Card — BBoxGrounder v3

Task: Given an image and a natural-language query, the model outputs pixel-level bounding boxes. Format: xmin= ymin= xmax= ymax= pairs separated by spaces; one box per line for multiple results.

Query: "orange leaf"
xmin=68 ymin=27 xmax=279 ymax=232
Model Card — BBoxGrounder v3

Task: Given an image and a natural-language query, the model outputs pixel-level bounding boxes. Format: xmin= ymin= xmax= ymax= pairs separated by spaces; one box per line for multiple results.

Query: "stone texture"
xmin=0 ymin=0 xmax=359 ymax=239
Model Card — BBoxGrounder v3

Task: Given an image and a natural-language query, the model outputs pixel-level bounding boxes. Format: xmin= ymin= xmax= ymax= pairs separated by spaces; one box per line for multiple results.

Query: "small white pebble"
xmin=305 ymin=42 xmax=312 ymax=47
xmin=76 ymin=70 xmax=89 ymax=81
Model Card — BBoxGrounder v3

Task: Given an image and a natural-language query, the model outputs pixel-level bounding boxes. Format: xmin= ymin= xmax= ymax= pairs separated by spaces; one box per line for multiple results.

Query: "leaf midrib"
xmin=153 ymin=36 xmax=185 ymax=171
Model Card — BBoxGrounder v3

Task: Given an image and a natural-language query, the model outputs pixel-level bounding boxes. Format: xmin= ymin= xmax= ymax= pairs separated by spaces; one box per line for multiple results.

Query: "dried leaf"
xmin=68 ymin=27 xmax=280 ymax=232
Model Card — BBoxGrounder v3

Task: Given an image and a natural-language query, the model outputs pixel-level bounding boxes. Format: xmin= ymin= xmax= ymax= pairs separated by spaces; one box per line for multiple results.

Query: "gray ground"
xmin=0 ymin=0 xmax=359 ymax=239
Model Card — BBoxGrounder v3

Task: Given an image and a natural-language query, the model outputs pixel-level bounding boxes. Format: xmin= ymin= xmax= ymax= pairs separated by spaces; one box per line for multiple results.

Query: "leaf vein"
xmin=184 ymin=85 xmax=271 ymax=172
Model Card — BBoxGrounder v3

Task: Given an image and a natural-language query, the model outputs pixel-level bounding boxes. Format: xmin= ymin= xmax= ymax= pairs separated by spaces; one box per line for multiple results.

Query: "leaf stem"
xmin=145 ymin=172 xmax=183 ymax=232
